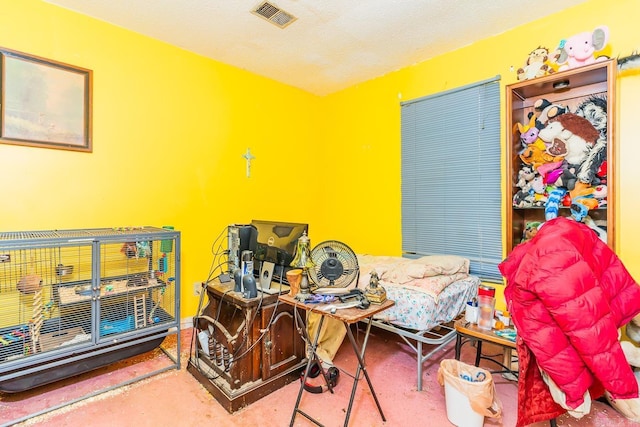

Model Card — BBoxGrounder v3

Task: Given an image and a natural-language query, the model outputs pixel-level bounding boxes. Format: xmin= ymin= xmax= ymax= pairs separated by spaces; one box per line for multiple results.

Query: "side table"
xmin=278 ymin=294 xmax=394 ymax=427
xmin=454 ymin=318 xmax=517 ymax=377
xmin=455 ymin=319 xmax=561 ymax=427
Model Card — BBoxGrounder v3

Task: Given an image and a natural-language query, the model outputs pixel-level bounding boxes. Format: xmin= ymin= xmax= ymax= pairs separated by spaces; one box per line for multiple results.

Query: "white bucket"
xmin=444 ymin=379 xmax=485 ymax=427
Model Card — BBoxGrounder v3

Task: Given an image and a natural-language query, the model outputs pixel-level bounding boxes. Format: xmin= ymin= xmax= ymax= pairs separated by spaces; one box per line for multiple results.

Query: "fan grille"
xmin=309 ymin=240 xmax=359 ymax=288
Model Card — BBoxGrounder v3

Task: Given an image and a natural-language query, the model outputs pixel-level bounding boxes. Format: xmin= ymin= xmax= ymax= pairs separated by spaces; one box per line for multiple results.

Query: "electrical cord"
xmin=190 ymin=224 xmax=292 ymax=379
xmin=204 ymin=226 xmax=229 ymax=283
xmin=229 ymin=290 xmax=265 ymax=362
xmin=233 ymin=291 xmax=285 ymax=362
xmin=189 ymin=224 xmax=231 ymax=380
xmin=205 ymin=261 xmax=231 ymax=286
xmin=190 ymin=287 xmax=239 ymax=380
xmin=189 ymin=281 xmax=223 ymax=380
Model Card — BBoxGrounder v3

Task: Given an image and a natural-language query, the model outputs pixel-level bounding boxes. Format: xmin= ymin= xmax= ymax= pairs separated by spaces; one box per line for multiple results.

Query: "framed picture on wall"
xmin=0 ymin=47 xmax=92 ymax=152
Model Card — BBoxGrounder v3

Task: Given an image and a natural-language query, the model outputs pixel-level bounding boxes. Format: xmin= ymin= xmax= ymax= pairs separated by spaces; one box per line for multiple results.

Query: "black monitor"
xmin=250 ymin=219 xmax=309 ymax=281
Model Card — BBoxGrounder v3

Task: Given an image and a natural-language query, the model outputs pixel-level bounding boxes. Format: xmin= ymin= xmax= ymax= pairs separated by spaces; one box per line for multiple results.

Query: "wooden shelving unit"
xmin=505 ymin=60 xmax=616 ymax=254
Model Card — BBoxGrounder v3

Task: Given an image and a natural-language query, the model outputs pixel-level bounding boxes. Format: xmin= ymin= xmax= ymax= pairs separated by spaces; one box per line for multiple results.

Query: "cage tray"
xmin=39 ymin=327 xmax=86 ymax=352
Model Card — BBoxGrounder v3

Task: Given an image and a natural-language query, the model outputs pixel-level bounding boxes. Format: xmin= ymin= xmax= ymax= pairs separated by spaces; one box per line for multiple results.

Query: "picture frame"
xmin=0 ymin=47 xmax=92 ymax=152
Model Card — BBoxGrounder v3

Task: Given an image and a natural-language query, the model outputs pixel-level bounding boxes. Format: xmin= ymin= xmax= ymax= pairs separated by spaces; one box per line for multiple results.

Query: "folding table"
xmin=278 ymin=294 xmax=394 ymax=427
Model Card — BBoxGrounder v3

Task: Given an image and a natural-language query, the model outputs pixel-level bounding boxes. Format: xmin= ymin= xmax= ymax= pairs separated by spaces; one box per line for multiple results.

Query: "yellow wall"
xmin=321 ymin=0 xmax=640 ymax=307
xmin=1 ymin=0 xmax=639 ymax=318
xmin=0 ymin=0 xmax=324 ymax=317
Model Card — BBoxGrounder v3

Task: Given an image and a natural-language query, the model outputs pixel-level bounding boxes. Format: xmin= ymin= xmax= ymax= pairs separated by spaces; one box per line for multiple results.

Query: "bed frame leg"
xmin=417 ymin=341 xmax=423 ymax=391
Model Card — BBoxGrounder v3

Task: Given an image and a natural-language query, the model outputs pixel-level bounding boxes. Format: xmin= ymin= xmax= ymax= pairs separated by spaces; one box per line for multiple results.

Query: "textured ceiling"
xmin=44 ymin=0 xmax=589 ymax=95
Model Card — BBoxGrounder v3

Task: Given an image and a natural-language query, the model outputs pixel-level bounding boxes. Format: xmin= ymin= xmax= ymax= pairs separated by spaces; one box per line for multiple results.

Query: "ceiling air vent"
xmin=252 ymin=1 xmax=297 ymax=29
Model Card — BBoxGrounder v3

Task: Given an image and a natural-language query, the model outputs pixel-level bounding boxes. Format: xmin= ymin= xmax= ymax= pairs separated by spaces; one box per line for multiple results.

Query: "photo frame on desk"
xmin=0 ymin=47 xmax=92 ymax=152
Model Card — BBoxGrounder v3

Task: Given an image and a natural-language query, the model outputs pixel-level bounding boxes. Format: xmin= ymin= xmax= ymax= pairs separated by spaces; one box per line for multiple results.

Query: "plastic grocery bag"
xmin=437 ymin=359 xmax=503 ymax=418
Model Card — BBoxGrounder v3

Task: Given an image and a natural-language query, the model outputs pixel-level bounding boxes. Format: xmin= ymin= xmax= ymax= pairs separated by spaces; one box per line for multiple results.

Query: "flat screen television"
xmin=250 ymin=219 xmax=309 ymax=282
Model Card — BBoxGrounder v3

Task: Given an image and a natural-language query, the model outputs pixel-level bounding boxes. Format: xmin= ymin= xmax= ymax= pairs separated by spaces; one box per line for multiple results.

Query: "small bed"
xmin=356 ymin=254 xmax=480 ymax=391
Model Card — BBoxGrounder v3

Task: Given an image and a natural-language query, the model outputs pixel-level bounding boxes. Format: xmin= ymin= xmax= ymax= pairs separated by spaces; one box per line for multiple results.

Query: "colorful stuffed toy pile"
xmin=514 ymin=26 xmax=613 ymax=241
xmin=513 ymin=93 xmax=609 ymax=241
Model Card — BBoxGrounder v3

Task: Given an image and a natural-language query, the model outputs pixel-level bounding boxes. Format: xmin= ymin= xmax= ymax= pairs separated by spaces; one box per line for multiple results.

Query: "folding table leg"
xmin=343 ymin=317 xmax=386 ymax=426
xmin=289 ymin=308 xmax=331 ymax=427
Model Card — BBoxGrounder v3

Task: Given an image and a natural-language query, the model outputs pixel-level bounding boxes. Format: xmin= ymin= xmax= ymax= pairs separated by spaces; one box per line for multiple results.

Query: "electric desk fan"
xmin=309 ymin=240 xmax=359 ymax=294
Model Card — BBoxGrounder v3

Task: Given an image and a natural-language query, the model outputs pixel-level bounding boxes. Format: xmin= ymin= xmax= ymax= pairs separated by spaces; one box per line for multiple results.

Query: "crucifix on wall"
xmin=242 ymin=148 xmax=255 ymax=178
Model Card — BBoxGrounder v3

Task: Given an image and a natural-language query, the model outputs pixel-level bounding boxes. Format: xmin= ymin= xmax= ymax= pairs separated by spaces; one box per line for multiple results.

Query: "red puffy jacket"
xmin=500 ymin=217 xmax=640 ymax=421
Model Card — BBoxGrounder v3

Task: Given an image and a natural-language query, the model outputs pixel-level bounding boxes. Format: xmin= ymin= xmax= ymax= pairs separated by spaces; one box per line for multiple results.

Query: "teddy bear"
xmin=568 ymin=182 xmax=598 ymax=221
xmin=517 ymin=46 xmax=557 ymax=81
xmin=521 ymin=221 xmax=542 ymax=243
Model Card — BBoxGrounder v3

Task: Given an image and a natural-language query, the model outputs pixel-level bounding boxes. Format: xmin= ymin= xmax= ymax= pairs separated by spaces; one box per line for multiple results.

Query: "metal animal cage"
xmin=0 ymin=226 xmax=180 ymax=396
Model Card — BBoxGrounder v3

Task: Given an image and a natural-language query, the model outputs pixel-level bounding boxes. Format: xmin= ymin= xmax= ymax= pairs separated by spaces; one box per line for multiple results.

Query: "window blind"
xmin=400 ymin=76 xmax=502 ymax=281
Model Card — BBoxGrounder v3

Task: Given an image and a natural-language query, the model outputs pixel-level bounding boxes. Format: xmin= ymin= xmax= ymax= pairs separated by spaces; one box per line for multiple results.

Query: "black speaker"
xmin=242 ymin=274 xmax=257 ymax=298
xmin=233 ymin=268 xmax=242 ymax=293
xmin=300 ymin=361 xmax=339 ymax=394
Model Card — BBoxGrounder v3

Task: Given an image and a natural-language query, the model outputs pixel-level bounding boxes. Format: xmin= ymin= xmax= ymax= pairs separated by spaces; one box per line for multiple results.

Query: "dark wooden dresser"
xmin=187 ymin=279 xmax=305 ymax=412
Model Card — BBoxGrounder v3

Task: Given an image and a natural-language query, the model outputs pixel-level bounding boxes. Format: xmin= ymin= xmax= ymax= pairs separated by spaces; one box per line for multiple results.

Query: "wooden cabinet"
xmin=187 ymin=279 xmax=305 ymax=413
xmin=260 ymin=299 xmax=305 ymax=379
xmin=505 ymin=60 xmax=616 ymax=254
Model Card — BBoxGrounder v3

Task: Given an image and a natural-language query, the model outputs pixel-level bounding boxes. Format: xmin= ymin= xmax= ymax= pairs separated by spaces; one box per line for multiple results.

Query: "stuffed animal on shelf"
xmin=521 ymin=221 xmax=542 ymax=243
xmin=513 ymin=189 xmax=535 ymax=208
xmin=537 ymin=161 xmax=563 ymax=184
xmin=519 ymin=138 xmax=565 ymax=170
xmin=569 ymin=182 xmax=598 ymax=221
xmin=516 ymin=165 xmax=536 ymax=190
xmin=530 ymin=175 xmax=547 ymax=195
xmin=538 ymin=113 xmax=600 ymax=165
xmin=545 ymin=188 xmax=566 ymax=220
xmin=535 ymin=100 xmax=569 ymax=128
xmin=593 ymin=184 xmax=608 ymax=207
xmin=557 ymin=26 xmax=610 ymax=71
xmin=516 ymin=116 xmax=541 ymax=150
xmin=547 ymin=161 xmax=579 ymax=191
xmin=517 ymin=46 xmax=557 ymax=81
xmin=574 ymin=95 xmax=608 ymax=138
xmin=577 ymin=137 xmax=607 ymax=186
